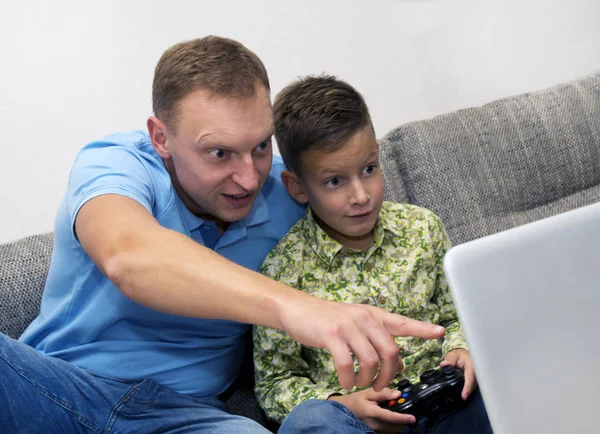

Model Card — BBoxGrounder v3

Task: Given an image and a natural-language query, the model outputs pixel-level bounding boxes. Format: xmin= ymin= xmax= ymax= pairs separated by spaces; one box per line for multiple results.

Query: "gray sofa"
xmin=380 ymin=70 xmax=600 ymax=246
xmin=1 ymin=70 xmax=599 ymax=428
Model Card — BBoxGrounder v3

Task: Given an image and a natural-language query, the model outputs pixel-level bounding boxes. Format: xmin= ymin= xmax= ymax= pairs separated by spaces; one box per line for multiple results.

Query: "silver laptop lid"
xmin=443 ymin=201 xmax=600 ymax=434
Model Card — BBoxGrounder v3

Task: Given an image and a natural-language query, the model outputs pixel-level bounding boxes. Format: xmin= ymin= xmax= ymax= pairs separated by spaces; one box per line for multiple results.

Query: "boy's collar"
xmin=302 ymin=207 xmax=385 ymax=267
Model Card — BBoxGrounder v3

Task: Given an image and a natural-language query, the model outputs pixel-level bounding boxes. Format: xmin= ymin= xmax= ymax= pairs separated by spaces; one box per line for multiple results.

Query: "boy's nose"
xmin=352 ymin=182 xmax=370 ymax=206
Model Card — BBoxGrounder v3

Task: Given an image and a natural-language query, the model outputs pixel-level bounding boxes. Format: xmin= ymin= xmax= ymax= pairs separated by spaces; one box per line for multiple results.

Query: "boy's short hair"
xmin=273 ymin=75 xmax=373 ymax=175
xmin=153 ymin=35 xmax=270 ymax=132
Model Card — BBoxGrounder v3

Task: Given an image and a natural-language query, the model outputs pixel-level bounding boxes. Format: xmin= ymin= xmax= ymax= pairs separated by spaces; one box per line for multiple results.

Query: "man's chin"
xmin=216 ymin=207 xmax=253 ymax=224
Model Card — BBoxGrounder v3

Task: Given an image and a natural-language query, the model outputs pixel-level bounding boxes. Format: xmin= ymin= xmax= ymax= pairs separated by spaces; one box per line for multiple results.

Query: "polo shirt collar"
xmin=177 ymin=191 xmax=270 ymax=235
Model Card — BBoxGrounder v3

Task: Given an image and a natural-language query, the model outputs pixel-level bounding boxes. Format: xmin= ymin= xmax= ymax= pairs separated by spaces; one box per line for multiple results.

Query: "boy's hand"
xmin=440 ymin=349 xmax=477 ymax=400
xmin=328 ymin=388 xmax=415 ymax=432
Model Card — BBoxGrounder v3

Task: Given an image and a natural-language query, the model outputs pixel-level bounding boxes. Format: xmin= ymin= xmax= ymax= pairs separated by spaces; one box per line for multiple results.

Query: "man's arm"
xmin=76 ymin=194 xmax=445 ymax=390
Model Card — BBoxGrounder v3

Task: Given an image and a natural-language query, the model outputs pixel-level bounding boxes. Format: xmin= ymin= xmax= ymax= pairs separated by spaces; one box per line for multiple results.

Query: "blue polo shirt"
xmin=20 ymin=130 xmax=305 ymax=398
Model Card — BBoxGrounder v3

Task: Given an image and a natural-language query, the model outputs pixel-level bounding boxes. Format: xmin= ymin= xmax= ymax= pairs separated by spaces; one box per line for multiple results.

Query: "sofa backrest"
xmin=0 ymin=233 xmax=52 ymax=339
xmin=380 ymin=71 xmax=600 ymax=245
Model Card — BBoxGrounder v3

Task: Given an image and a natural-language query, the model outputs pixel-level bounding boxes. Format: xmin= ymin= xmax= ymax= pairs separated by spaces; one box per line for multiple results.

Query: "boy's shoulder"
xmin=380 ymin=201 xmax=443 ymax=229
xmin=261 ymin=210 xmax=311 ymax=265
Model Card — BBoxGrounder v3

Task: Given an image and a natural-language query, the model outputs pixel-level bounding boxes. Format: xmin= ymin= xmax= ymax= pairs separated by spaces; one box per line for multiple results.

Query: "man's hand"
xmin=329 ymin=388 xmax=415 ymax=432
xmin=279 ymin=298 xmax=445 ymax=391
xmin=440 ymin=349 xmax=477 ymax=400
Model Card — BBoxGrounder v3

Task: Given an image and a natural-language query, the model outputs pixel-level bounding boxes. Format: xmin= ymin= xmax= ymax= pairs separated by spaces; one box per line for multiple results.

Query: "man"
xmin=0 ymin=36 xmax=444 ymax=432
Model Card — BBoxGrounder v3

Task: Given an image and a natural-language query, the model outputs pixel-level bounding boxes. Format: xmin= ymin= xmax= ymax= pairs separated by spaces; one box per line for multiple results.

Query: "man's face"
xmin=298 ymin=127 xmax=384 ymax=250
xmin=156 ymin=86 xmax=273 ymax=224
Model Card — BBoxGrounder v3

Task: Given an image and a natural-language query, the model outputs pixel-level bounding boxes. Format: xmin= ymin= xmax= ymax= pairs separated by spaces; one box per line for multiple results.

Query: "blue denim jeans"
xmin=0 ymin=333 xmax=270 ymax=433
xmin=279 ymin=390 xmax=493 ymax=434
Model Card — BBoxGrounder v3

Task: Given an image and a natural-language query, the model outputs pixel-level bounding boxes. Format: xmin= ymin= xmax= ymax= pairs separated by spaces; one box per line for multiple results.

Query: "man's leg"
xmin=278 ymin=399 xmax=375 ymax=434
xmin=108 ymin=380 xmax=271 ymax=434
xmin=1 ymin=333 xmax=271 ymax=433
xmin=0 ymin=332 xmax=126 ymax=433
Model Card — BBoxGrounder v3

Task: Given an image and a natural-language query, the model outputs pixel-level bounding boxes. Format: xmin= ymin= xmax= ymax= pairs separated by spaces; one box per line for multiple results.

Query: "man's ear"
xmin=147 ymin=116 xmax=171 ymax=159
xmin=281 ymin=170 xmax=308 ymax=204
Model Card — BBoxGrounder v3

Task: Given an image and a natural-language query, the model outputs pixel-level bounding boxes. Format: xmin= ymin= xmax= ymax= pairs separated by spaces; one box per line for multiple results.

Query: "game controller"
xmin=380 ymin=366 xmax=466 ymax=420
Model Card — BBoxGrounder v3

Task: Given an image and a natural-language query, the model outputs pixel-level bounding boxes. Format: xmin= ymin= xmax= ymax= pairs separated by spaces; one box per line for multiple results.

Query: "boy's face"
xmin=294 ymin=126 xmax=384 ymax=250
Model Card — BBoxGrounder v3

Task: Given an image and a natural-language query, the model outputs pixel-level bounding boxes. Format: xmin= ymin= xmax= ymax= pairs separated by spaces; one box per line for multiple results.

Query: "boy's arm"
xmin=428 ymin=214 xmax=468 ymax=356
xmin=254 ymin=324 xmax=345 ymax=423
xmin=254 ymin=250 xmax=344 ymax=423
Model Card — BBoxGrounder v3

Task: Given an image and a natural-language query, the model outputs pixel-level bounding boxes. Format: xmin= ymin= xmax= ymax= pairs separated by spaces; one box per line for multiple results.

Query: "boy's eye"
xmin=209 ymin=149 xmax=228 ymax=159
xmin=363 ymin=164 xmax=377 ymax=175
xmin=254 ymin=140 xmax=271 ymax=152
xmin=325 ymin=177 xmax=342 ymax=187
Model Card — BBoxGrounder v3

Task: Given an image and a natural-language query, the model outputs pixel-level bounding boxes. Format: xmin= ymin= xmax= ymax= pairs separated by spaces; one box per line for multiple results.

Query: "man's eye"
xmin=255 ymin=140 xmax=271 ymax=152
xmin=325 ymin=177 xmax=342 ymax=188
xmin=209 ymin=149 xmax=227 ymax=159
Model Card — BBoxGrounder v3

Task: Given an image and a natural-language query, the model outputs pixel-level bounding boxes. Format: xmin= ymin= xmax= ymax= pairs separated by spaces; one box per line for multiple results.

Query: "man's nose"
xmin=232 ymin=156 xmax=259 ymax=192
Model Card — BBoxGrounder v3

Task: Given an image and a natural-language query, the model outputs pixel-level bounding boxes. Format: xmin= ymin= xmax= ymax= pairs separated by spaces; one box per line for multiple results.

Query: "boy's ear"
xmin=281 ymin=170 xmax=309 ymax=204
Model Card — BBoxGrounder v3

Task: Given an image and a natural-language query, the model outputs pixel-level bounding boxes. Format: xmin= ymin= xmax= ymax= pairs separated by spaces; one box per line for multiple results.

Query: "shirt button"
xmin=378 ymin=294 xmax=387 ymax=304
xmin=364 ymin=263 xmax=373 ymax=272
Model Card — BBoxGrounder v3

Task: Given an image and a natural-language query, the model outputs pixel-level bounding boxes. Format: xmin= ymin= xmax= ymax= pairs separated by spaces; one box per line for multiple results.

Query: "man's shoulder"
xmin=74 ymin=130 xmax=162 ymax=171
xmin=79 ymin=130 xmax=155 ymax=159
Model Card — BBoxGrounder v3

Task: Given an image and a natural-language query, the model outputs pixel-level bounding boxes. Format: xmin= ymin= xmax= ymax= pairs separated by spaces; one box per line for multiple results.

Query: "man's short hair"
xmin=273 ymin=75 xmax=373 ymax=176
xmin=153 ymin=35 xmax=270 ymax=132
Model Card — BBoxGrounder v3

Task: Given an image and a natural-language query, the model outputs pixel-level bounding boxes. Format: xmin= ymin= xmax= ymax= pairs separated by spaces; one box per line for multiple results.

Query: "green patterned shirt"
xmin=253 ymin=202 xmax=467 ymax=423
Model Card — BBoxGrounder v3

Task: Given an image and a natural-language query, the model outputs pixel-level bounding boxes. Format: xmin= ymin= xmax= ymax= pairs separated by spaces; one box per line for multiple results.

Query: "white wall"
xmin=1 ymin=0 xmax=599 ymax=243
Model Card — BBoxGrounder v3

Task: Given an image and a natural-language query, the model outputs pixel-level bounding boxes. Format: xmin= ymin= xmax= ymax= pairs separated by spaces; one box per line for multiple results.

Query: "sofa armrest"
xmin=0 ymin=233 xmax=53 ymax=339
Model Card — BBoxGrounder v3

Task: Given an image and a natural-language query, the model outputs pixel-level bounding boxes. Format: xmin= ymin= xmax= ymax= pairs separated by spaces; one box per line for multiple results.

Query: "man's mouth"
xmin=224 ymin=193 xmax=251 ymax=199
xmin=222 ymin=193 xmax=254 ymax=209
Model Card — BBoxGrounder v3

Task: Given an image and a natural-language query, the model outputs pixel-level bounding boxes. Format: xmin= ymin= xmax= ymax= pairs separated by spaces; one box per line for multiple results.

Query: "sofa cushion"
xmin=380 ymin=71 xmax=600 ymax=245
xmin=0 ymin=233 xmax=53 ymax=339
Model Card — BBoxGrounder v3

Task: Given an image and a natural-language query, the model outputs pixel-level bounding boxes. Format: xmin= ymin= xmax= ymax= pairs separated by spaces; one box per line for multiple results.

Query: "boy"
xmin=253 ymin=75 xmax=492 ymax=433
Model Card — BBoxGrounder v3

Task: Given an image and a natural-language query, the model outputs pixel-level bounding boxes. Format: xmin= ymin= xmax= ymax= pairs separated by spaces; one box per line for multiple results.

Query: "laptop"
xmin=443 ymin=201 xmax=600 ymax=434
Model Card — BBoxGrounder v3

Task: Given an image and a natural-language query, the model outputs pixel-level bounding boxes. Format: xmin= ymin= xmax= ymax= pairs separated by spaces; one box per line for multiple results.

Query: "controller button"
xmin=401 ymin=392 xmax=409 ymax=398
xmin=420 ymin=369 xmax=439 ymax=382
xmin=397 ymin=379 xmax=410 ymax=388
xmin=398 ymin=398 xmax=406 ymax=404
xmin=442 ymin=365 xmax=455 ymax=375
xmin=388 ymin=400 xmax=397 ymax=407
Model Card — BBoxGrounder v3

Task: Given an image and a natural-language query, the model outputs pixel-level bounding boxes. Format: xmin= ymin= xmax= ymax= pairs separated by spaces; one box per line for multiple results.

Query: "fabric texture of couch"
xmin=1 ymin=70 xmax=599 ymax=428
xmin=380 ymin=71 xmax=600 ymax=245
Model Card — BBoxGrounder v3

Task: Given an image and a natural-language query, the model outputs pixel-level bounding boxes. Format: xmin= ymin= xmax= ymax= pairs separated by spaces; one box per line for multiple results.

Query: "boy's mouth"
xmin=348 ymin=210 xmax=373 ymax=218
